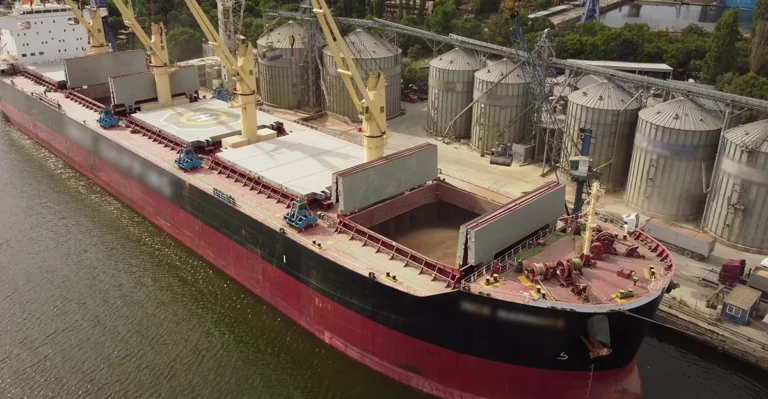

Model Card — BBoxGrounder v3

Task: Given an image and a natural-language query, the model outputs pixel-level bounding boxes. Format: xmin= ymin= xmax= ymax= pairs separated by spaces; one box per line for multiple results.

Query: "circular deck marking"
xmin=162 ymin=107 xmax=241 ymax=130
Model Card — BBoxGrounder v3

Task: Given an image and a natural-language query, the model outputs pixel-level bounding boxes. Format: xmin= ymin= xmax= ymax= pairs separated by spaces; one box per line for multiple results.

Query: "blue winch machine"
xmin=174 ymin=146 xmax=203 ymax=172
xmin=283 ymin=199 xmax=318 ymax=232
xmin=97 ymin=107 xmax=120 ymax=129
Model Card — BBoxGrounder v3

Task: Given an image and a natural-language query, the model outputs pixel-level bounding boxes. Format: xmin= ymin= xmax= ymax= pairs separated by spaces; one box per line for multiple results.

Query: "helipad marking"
xmin=179 ymin=110 xmax=228 ymax=125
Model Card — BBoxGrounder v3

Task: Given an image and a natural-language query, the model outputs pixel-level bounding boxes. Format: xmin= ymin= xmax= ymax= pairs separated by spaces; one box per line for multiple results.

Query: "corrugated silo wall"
xmin=470 ymin=80 xmax=529 ymax=153
xmin=322 ymin=53 xmax=401 ymax=122
xmin=625 ymin=119 xmax=721 ymax=221
xmin=257 ymin=45 xmax=306 ymax=108
xmin=427 ymin=66 xmax=475 ymax=138
xmin=703 ymin=136 xmax=768 ymax=253
xmin=564 ymin=105 xmax=639 ymax=191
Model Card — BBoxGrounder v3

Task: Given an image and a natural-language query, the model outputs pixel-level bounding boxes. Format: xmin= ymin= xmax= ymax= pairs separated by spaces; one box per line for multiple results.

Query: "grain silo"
xmin=427 ymin=48 xmax=481 ymax=138
xmin=564 ymin=81 xmax=641 ymax=191
xmin=322 ymin=29 xmax=402 ymax=121
xmin=702 ymin=120 xmax=768 ymax=253
xmin=256 ymin=21 xmax=322 ymax=108
xmin=625 ymin=98 xmax=722 ymax=221
xmin=470 ymin=59 xmax=529 ymax=153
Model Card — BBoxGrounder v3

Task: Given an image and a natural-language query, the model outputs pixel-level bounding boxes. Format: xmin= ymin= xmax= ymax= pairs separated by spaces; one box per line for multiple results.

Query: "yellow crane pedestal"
xmin=62 ymin=0 xmax=110 ymax=55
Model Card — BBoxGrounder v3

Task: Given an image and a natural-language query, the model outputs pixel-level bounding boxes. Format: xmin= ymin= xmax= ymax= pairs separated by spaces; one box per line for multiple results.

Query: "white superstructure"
xmin=0 ymin=0 xmax=90 ymax=66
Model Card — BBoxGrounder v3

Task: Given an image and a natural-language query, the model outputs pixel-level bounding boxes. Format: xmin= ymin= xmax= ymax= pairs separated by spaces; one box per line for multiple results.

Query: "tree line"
xmin=99 ymin=0 xmax=768 ymax=103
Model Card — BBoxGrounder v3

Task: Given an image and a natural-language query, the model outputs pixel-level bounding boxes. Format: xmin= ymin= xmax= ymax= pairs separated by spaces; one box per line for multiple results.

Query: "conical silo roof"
xmin=724 ymin=119 xmax=768 ymax=152
xmin=257 ymin=21 xmax=318 ymax=49
xmin=429 ymin=48 xmax=481 ymax=70
xmin=568 ymin=81 xmax=641 ymax=111
xmin=639 ymin=98 xmax=721 ymax=131
xmin=323 ymin=29 xmax=399 ymax=59
xmin=474 ymin=59 xmax=526 ymax=84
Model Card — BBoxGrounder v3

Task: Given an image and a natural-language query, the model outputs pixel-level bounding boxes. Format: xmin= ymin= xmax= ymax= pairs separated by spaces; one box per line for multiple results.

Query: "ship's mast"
xmin=580 ymin=180 xmax=601 ymax=266
xmin=111 ymin=0 xmax=176 ymax=108
xmin=61 ymin=0 xmax=110 ymax=55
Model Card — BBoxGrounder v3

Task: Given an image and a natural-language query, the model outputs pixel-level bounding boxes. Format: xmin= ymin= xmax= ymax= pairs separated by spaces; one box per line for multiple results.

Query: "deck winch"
xmin=283 ymin=199 xmax=318 ymax=232
xmin=174 ymin=146 xmax=203 ymax=172
xmin=97 ymin=107 xmax=119 ymax=129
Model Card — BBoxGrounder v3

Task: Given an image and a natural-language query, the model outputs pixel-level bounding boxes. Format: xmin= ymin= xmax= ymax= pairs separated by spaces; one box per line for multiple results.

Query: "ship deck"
xmin=4 ymin=73 xmax=675 ymax=310
xmin=465 ymin=219 xmax=671 ymax=306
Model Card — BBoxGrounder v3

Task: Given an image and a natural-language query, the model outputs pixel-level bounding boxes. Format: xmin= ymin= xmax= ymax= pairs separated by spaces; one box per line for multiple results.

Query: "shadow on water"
xmin=639 ymin=324 xmax=768 ymax=399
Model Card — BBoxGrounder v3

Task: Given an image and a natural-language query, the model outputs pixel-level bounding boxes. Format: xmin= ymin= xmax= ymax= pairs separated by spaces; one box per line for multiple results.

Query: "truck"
xmin=711 ymin=259 xmax=768 ymax=297
xmin=640 ymin=217 xmax=716 ymax=261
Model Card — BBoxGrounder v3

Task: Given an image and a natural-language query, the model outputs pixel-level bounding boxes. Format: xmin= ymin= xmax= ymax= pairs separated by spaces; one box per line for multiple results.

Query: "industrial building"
xmin=256 ymin=21 xmax=324 ymax=109
xmin=624 ymin=98 xmax=722 ymax=221
xmin=563 ymin=81 xmax=641 ymax=191
xmin=703 ymin=119 xmax=768 ymax=254
xmin=321 ymin=29 xmax=402 ymax=122
xmin=427 ymin=48 xmax=481 ymax=138
xmin=470 ymin=59 xmax=529 ymax=153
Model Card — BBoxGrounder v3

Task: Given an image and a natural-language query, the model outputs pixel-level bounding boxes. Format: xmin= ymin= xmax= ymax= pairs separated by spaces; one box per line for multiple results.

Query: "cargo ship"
xmin=1 ymin=2 xmax=675 ymax=398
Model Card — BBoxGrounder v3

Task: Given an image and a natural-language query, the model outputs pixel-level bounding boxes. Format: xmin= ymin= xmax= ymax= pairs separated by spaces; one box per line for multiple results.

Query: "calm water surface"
xmin=601 ymin=4 xmax=754 ymax=33
xmin=1 ymin=113 xmax=767 ymax=398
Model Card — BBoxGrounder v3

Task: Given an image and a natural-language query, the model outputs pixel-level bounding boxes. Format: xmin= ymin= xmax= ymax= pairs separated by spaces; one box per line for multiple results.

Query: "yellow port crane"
xmin=311 ymin=0 xmax=387 ymax=161
xmin=62 ymin=0 xmax=109 ymax=55
xmin=183 ymin=0 xmax=259 ymax=148
xmin=111 ymin=0 xmax=176 ymax=107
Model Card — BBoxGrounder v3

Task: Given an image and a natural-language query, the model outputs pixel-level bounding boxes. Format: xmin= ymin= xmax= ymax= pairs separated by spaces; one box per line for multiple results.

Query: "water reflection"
xmin=601 ymin=4 xmax=753 ymax=33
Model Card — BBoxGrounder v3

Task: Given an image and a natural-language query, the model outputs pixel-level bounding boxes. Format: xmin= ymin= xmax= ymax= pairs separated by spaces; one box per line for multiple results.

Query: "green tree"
xmin=417 ymin=0 xmax=427 ymax=22
xmin=702 ymin=7 xmax=741 ymax=83
xmin=451 ymin=17 xmax=484 ymax=40
xmin=373 ymin=0 xmax=386 ymax=17
xmin=402 ymin=62 xmax=429 ymax=91
xmin=472 ymin=0 xmax=498 ymax=15
xmin=167 ymin=27 xmax=203 ymax=62
xmin=398 ymin=0 xmax=404 ymax=20
xmin=428 ymin=0 xmax=460 ymax=34
xmin=407 ymin=43 xmax=423 ymax=60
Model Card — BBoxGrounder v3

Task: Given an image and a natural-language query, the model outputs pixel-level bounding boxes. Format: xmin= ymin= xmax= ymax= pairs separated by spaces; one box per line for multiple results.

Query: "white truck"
xmin=640 ymin=217 xmax=716 ymax=261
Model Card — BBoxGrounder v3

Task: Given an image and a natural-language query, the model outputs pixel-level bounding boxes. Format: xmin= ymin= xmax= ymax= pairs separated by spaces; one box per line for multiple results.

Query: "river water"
xmin=601 ymin=4 xmax=754 ymax=33
xmin=1 ymin=113 xmax=767 ymax=398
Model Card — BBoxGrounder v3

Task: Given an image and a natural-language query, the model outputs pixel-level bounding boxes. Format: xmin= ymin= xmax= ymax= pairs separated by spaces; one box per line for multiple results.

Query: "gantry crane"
xmin=111 ymin=0 xmax=177 ymax=107
xmin=311 ymin=0 xmax=387 ymax=161
xmin=184 ymin=0 xmax=259 ymax=148
xmin=62 ymin=0 xmax=110 ymax=55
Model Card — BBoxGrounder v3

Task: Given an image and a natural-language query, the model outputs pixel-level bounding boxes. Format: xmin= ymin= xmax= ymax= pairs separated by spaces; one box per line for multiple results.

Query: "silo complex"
xmin=322 ymin=30 xmax=402 ymax=121
xmin=565 ymin=82 xmax=641 ymax=191
xmin=703 ymin=120 xmax=768 ymax=253
xmin=257 ymin=21 xmax=321 ymax=108
xmin=625 ymin=98 xmax=721 ymax=221
xmin=470 ymin=59 xmax=529 ymax=153
xmin=427 ymin=48 xmax=481 ymax=138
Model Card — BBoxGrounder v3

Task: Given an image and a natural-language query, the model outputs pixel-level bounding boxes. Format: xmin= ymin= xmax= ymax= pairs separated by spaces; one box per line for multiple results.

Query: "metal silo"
xmin=470 ymin=59 xmax=529 ymax=153
xmin=702 ymin=120 xmax=768 ymax=253
xmin=427 ymin=48 xmax=481 ymax=138
xmin=625 ymin=98 xmax=722 ymax=221
xmin=322 ymin=29 xmax=402 ymax=121
xmin=257 ymin=21 xmax=322 ymax=108
xmin=564 ymin=81 xmax=641 ymax=191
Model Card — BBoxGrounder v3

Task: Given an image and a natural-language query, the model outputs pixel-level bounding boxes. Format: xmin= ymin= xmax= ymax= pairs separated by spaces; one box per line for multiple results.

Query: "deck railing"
xmin=462 ymin=227 xmax=555 ymax=284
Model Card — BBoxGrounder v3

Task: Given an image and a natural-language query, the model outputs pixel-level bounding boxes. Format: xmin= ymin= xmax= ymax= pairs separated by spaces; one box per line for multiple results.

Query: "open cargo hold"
xmin=347 ymin=180 xmax=500 ymax=265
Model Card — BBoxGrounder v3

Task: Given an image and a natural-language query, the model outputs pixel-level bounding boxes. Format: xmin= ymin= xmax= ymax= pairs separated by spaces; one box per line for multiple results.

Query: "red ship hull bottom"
xmin=1 ymin=99 xmax=642 ymax=399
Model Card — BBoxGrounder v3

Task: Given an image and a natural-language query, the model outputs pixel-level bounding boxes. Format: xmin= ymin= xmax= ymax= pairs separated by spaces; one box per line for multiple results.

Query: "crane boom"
xmin=62 ymin=0 xmax=109 ymax=55
xmin=111 ymin=0 xmax=176 ymax=107
xmin=183 ymin=0 xmax=259 ymax=146
xmin=310 ymin=0 xmax=387 ymax=161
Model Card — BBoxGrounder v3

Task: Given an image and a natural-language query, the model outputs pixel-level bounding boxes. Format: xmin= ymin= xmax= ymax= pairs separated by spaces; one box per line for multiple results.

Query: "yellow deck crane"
xmin=311 ymin=0 xmax=387 ymax=161
xmin=62 ymin=0 xmax=109 ymax=55
xmin=111 ymin=0 xmax=176 ymax=108
xmin=183 ymin=0 xmax=259 ymax=149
